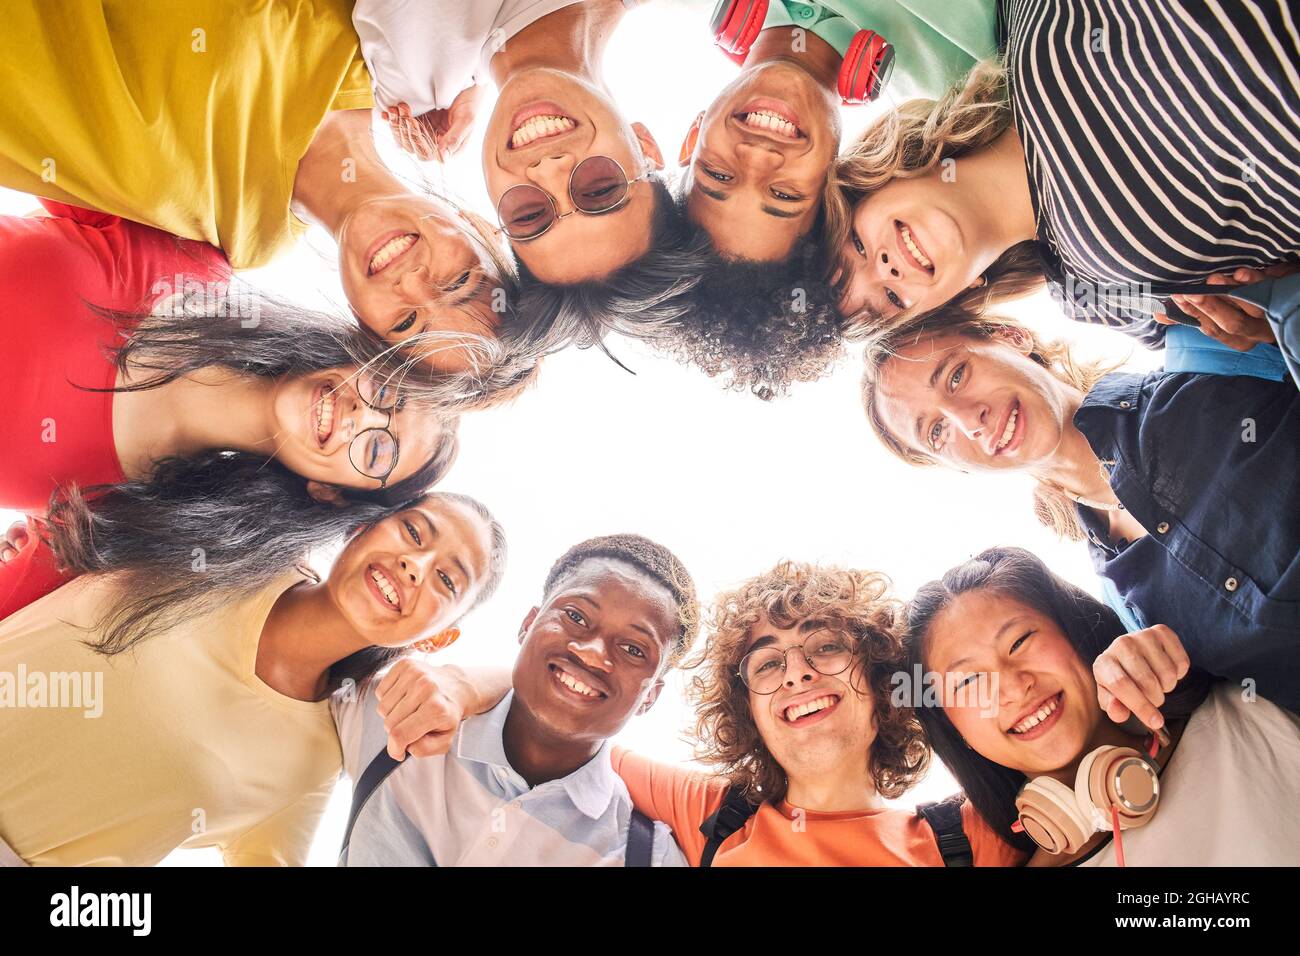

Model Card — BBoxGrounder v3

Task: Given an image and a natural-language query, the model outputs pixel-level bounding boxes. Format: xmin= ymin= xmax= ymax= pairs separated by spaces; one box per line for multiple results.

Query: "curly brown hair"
xmin=685 ymin=561 xmax=929 ymax=804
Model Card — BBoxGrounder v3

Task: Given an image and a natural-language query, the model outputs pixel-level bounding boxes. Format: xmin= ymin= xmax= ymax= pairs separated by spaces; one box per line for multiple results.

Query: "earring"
xmin=413 ymin=627 xmax=460 ymax=654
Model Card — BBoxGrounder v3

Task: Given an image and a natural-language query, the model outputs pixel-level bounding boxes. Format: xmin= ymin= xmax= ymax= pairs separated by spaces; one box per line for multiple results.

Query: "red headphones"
xmin=709 ymin=0 xmax=895 ymax=104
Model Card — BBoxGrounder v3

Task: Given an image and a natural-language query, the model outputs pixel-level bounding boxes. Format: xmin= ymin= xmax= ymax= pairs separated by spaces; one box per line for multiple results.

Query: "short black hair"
xmin=542 ymin=533 xmax=700 ymax=667
xmin=512 ymin=175 xmax=702 ymax=350
xmin=651 ymin=213 xmax=846 ymax=400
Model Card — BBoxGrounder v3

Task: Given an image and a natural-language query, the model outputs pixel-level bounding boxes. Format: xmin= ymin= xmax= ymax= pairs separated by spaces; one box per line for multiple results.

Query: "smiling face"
xmin=336 ymin=194 xmax=505 ymax=373
xmin=743 ymin=615 xmax=878 ymax=788
xmin=925 ymin=590 xmax=1099 ymax=776
xmin=837 ymin=173 xmax=992 ymax=323
xmin=873 ymin=330 xmax=1078 ymax=472
xmin=482 ymin=68 xmax=664 ymax=284
xmin=683 ymin=62 xmax=839 ymax=262
xmin=269 ymin=366 xmax=448 ymax=491
xmin=326 ymin=497 xmax=493 ymax=647
xmin=511 ymin=557 xmax=678 ymax=746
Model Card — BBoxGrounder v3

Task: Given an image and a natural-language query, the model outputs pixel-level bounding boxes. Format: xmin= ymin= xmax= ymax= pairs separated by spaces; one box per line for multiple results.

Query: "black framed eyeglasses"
xmin=737 ymin=629 xmax=860 ymax=695
xmin=495 ymin=156 xmax=652 ymax=241
xmin=346 ymin=372 xmax=403 ymax=489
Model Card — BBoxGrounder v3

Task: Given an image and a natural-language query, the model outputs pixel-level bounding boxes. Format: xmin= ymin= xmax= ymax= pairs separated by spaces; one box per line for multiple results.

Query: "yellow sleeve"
xmin=220 ymin=778 xmax=337 ymax=867
xmin=331 ymin=54 xmax=376 ymax=112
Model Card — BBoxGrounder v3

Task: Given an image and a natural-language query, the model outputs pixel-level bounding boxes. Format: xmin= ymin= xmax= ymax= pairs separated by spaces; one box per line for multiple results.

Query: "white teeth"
xmin=369 ymin=233 xmax=416 ymax=274
xmin=1011 ymin=694 xmax=1060 ymax=734
xmin=742 ymin=110 xmax=798 ymax=138
xmin=556 ymin=668 xmax=601 ymax=698
xmin=899 ymin=225 xmax=933 ymax=270
xmin=316 ymin=393 xmax=335 ymax=442
xmin=784 ymin=694 xmax=838 ymax=722
xmin=996 ymin=407 xmax=1019 ymax=450
xmin=369 ymin=568 xmax=399 ymax=607
xmin=510 ymin=114 xmax=576 ymax=148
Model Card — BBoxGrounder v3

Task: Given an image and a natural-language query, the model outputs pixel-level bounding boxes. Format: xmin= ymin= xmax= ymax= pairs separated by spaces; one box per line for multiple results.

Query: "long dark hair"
xmin=904 ymin=546 xmax=1212 ymax=852
xmin=45 ymin=291 xmax=460 ymax=653
xmin=323 ymin=491 xmax=510 ymax=696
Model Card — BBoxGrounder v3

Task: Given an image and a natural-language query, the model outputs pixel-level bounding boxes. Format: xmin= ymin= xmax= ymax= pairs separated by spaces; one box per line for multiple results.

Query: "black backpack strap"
xmin=624 ymin=809 xmax=655 ymax=867
xmin=697 ymin=786 xmax=759 ymax=869
xmin=916 ymin=796 xmax=974 ymax=867
xmin=339 ymin=749 xmax=402 ymax=863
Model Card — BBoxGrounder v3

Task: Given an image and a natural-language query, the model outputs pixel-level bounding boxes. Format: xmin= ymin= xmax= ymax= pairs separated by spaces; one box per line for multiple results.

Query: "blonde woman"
xmin=858 ymin=306 xmax=1300 ymax=714
xmin=826 ymin=0 xmax=1300 ymax=350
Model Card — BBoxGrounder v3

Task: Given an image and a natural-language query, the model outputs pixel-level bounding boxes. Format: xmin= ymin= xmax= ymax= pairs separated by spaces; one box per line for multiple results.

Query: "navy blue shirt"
xmin=1075 ymin=371 xmax=1300 ymax=714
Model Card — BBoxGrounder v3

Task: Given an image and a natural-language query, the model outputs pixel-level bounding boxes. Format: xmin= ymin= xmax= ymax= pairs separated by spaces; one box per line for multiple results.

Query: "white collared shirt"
xmin=332 ymin=685 xmax=686 ymax=866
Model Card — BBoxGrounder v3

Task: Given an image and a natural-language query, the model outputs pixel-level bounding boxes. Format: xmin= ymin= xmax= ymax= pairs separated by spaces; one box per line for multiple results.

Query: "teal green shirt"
xmin=763 ymin=0 xmax=997 ymax=100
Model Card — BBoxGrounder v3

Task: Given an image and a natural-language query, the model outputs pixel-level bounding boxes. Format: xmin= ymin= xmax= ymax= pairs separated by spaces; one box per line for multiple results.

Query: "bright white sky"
xmin=0 ymin=0 xmax=1160 ymax=865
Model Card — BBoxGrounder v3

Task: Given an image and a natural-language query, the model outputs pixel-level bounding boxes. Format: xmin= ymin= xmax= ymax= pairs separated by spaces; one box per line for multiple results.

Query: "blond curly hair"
xmin=825 ymin=61 xmax=1045 ymax=339
xmin=685 ymin=561 xmax=929 ymax=804
xmin=859 ymin=307 xmax=1120 ymax=540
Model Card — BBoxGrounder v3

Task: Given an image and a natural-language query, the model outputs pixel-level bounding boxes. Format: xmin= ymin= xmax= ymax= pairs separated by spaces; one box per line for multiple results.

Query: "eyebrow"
xmin=942 ymin=616 xmax=1025 ymax=673
xmin=698 ymin=186 xmax=728 ymax=202
xmin=913 ymin=356 xmax=951 ymax=445
xmin=762 ymin=205 xmax=806 ymax=219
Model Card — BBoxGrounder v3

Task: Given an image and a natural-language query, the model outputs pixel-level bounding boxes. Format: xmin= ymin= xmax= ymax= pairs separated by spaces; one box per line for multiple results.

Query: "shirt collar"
xmin=455 ymin=690 xmax=619 ymax=821
xmin=1077 ymin=371 xmax=1146 ymax=418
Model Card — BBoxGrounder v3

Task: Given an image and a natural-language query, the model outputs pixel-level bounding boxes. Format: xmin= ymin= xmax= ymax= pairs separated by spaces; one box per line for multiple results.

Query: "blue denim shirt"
xmin=1074 ymin=371 xmax=1300 ymax=713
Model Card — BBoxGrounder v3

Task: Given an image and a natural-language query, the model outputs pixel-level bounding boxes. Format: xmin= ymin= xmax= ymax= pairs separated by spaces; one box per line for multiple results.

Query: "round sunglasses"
xmin=496 ymin=156 xmax=652 ymax=241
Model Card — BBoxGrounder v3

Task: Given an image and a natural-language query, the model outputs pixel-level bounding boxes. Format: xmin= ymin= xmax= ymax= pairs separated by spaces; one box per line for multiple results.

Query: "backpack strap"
xmin=339 ymin=748 xmax=402 ymax=863
xmin=916 ymin=795 xmax=974 ymax=867
xmin=624 ymin=809 xmax=655 ymax=867
xmin=697 ymin=786 xmax=759 ymax=869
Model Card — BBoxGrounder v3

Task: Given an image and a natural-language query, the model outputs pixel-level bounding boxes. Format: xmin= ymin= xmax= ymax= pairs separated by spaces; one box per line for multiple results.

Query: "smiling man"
xmin=332 ymin=534 xmax=698 ymax=866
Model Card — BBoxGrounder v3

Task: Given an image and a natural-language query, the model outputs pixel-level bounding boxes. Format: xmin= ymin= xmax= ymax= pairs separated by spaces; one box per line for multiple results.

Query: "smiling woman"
xmin=0 ymin=492 xmax=505 ymax=867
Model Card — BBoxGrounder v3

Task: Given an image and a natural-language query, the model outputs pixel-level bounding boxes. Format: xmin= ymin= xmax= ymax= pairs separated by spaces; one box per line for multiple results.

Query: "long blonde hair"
xmin=859 ymin=307 xmax=1119 ymax=541
xmin=826 ymin=61 xmax=1045 ymax=339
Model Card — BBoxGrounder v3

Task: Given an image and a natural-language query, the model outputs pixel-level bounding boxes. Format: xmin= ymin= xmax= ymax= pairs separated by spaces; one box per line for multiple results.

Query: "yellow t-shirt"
xmin=0 ymin=0 xmax=373 ymax=269
xmin=0 ymin=574 xmax=342 ymax=866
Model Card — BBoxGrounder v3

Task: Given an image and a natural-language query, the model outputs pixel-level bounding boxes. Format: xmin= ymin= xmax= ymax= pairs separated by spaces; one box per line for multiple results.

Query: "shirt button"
xmin=1156 ymin=521 xmax=1170 ymax=534
xmin=1119 ymin=401 xmax=1131 ymax=409
xmin=1225 ymin=577 xmax=1239 ymax=592
xmin=487 ymin=836 xmax=499 ymax=849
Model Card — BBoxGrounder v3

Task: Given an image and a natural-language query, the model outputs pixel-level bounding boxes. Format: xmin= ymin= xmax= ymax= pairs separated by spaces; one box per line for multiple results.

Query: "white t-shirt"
xmin=352 ymin=0 xmax=586 ymax=113
xmin=1079 ymin=684 xmax=1300 ymax=866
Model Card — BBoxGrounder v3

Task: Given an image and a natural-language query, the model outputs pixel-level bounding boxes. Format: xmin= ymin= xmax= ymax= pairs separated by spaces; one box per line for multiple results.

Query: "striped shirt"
xmin=999 ymin=0 xmax=1300 ymax=346
xmin=331 ymin=685 xmax=687 ymax=866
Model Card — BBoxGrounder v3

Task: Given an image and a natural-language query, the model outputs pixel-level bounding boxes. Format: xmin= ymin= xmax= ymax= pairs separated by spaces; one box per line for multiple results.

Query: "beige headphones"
xmin=1013 ymin=739 xmax=1163 ymax=857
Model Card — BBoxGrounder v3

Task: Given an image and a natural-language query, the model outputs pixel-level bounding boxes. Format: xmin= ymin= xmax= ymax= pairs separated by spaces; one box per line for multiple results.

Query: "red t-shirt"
xmin=1 ymin=200 xmax=229 ymax=512
xmin=0 ymin=521 xmax=68 ymax=621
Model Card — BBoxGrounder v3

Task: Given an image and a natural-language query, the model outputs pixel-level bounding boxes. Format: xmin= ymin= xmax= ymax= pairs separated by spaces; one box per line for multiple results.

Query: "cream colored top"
xmin=0 ymin=574 xmax=341 ymax=866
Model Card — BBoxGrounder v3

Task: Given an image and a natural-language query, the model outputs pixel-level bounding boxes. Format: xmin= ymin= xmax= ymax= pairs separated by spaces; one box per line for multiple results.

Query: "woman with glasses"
xmin=2 ymin=202 xmax=460 ymax=647
xmin=0 ymin=492 xmax=507 ymax=866
xmin=0 ymin=1 xmax=545 ymax=404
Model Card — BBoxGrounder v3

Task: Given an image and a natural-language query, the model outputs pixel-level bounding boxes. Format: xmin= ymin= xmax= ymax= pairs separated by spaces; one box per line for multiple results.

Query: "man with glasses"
xmin=382 ymin=560 xmax=1027 ymax=866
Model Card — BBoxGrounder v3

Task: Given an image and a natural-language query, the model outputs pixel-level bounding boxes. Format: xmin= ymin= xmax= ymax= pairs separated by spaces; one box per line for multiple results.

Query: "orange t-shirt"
xmin=611 ymin=747 xmax=1026 ymax=867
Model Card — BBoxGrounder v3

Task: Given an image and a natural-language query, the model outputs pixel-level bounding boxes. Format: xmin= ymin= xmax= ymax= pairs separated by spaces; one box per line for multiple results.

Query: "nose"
xmin=396 ymin=260 xmax=431 ymax=300
xmin=782 ymin=647 xmax=817 ymax=687
xmin=874 ymin=247 xmax=902 ymax=282
xmin=1000 ymin=667 xmax=1034 ymax=709
xmin=568 ymin=637 xmax=614 ymax=674
xmin=944 ymin=398 xmax=989 ymax=440
xmin=353 ymin=401 xmax=392 ymax=433
xmin=397 ymin=552 xmax=425 ymax=589
xmin=734 ymin=141 xmax=783 ymax=174
xmin=524 ymin=155 xmax=576 ymax=214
